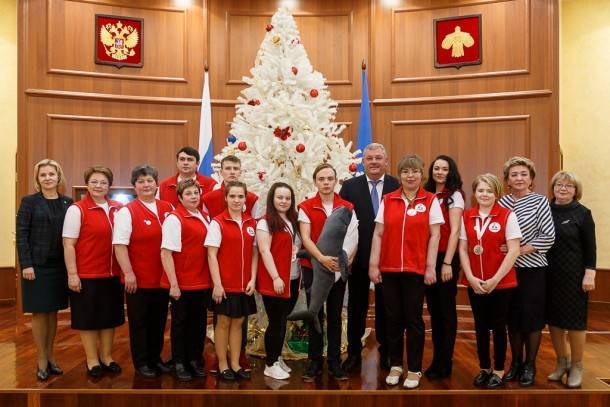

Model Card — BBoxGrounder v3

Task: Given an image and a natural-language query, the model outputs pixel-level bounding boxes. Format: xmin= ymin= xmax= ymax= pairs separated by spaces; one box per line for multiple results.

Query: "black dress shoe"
xmin=189 ymin=361 xmax=207 ymax=378
xmin=154 ymin=361 xmax=172 ymax=374
xmin=486 ymin=373 xmax=504 ymax=389
xmin=329 ymin=363 xmax=349 ymax=381
xmin=136 ymin=365 xmax=157 ymax=378
xmin=473 ymin=370 xmax=491 ymax=387
xmin=87 ymin=365 xmax=103 ymax=378
xmin=36 ymin=367 xmax=49 ymax=381
xmin=341 ymin=355 xmax=361 ymax=373
xmin=218 ymin=368 xmax=236 ymax=380
xmin=174 ymin=363 xmax=193 ymax=381
xmin=504 ymin=361 xmax=522 ymax=381
xmin=101 ymin=361 xmax=122 ymax=374
xmin=519 ymin=362 xmax=536 ymax=387
xmin=233 ymin=368 xmax=251 ymax=380
xmin=47 ymin=362 xmax=63 ymax=375
xmin=302 ymin=360 xmax=323 ymax=381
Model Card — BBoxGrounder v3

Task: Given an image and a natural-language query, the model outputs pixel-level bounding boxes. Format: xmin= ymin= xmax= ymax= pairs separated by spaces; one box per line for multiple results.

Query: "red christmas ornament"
xmin=266 ymin=24 xmax=273 ymax=32
xmin=296 ymin=144 xmax=305 ymax=153
xmin=258 ymin=171 xmax=266 ymax=181
xmin=280 ymin=134 xmax=288 ymax=141
xmin=291 ymin=66 xmax=298 ymax=75
xmin=349 ymin=163 xmax=357 ymax=172
xmin=274 ymin=127 xmax=282 ymax=137
xmin=285 ymin=130 xmax=291 ymax=138
xmin=238 ymin=141 xmax=247 ymax=151
xmin=310 ymin=89 xmax=319 ymax=97
xmin=254 ymin=99 xmax=260 ymax=105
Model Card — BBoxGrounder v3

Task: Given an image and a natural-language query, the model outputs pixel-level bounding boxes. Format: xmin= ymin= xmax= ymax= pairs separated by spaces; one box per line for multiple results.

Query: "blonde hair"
xmin=33 ymin=159 xmax=65 ymax=192
xmin=472 ymin=173 xmax=503 ymax=198
xmin=550 ymin=171 xmax=583 ymax=201
xmin=503 ymin=156 xmax=536 ymax=181
xmin=397 ymin=154 xmax=425 ymax=179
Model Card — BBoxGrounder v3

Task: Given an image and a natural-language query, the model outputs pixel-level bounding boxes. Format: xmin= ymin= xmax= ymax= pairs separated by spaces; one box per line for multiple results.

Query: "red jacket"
xmin=256 ymin=218 xmax=294 ymax=299
xmin=121 ymin=199 xmax=173 ymax=288
xmin=202 ymin=183 xmax=258 ymax=218
xmin=212 ymin=210 xmax=256 ymax=293
xmin=160 ymin=204 xmax=211 ymax=290
xmin=158 ymin=173 xmax=216 ymax=210
xmin=297 ymin=193 xmax=354 ymax=269
xmin=73 ymin=193 xmax=122 ymax=279
xmin=460 ymin=203 xmax=518 ymax=290
xmin=379 ymin=188 xmax=436 ymax=275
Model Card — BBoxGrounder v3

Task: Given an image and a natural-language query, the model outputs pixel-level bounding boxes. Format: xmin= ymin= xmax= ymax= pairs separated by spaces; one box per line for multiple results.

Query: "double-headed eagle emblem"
xmin=100 ymin=21 xmax=139 ymax=61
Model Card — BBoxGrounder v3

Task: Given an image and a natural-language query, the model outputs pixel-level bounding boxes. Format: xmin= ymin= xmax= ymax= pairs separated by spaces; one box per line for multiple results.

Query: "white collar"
xmin=366 ymin=174 xmax=385 ymax=184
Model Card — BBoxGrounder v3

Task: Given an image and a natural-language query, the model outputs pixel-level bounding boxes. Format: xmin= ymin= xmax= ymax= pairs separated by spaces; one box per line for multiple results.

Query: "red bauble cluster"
xmin=266 ymin=24 xmax=273 ymax=32
xmin=247 ymin=99 xmax=261 ymax=106
xmin=296 ymin=144 xmax=305 ymax=153
xmin=238 ymin=141 xmax=247 ymax=151
xmin=258 ymin=171 xmax=266 ymax=181
xmin=291 ymin=66 xmax=298 ymax=75
xmin=274 ymin=126 xmax=292 ymax=140
xmin=349 ymin=163 xmax=357 ymax=172
xmin=310 ymin=89 xmax=319 ymax=98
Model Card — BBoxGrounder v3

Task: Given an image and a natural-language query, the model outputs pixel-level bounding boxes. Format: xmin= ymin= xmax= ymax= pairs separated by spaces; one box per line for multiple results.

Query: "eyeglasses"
xmin=554 ymin=183 xmax=575 ymax=190
xmin=89 ymin=180 xmax=109 ymax=187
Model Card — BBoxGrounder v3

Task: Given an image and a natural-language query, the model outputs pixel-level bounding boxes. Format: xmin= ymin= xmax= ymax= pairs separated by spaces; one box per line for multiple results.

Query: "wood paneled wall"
xmin=16 ymin=0 xmax=564 ymax=300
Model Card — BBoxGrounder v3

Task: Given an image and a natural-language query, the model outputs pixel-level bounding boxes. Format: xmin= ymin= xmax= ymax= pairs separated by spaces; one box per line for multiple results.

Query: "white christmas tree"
xmin=213 ymin=7 xmax=360 ymax=205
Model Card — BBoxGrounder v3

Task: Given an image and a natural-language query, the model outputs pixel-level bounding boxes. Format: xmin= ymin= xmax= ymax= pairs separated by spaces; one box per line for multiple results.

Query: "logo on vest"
xmin=144 ymin=219 xmax=152 ymax=226
xmin=415 ymin=203 xmax=427 ymax=213
xmin=407 ymin=208 xmax=417 ymax=217
xmin=246 ymin=226 xmax=255 ymax=236
xmin=489 ymin=222 xmax=501 ymax=233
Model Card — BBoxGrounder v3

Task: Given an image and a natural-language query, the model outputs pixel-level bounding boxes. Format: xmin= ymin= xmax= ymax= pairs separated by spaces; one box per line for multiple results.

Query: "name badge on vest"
xmin=144 ymin=219 xmax=152 ymax=226
xmin=415 ymin=203 xmax=426 ymax=213
xmin=246 ymin=226 xmax=255 ymax=236
xmin=407 ymin=208 xmax=417 ymax=216
xmin=489 ymin=222 xmax=501 ymax=233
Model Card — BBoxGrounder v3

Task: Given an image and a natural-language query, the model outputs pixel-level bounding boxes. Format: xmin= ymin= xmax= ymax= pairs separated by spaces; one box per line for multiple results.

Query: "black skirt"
xmin=214 ymin=292 xmax=256 ymax=318
xmin=508 ymin=266 xmax=547 ymax=332
xmin=70 ymin=276 xmax=125 ymax=330
xmin=21 ymin=264 xmax=69 ymax=313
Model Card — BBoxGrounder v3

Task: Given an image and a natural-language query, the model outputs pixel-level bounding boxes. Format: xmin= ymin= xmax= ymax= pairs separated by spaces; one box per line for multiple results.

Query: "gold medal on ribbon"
xmin=473 ymin=244 xmax=484 ymax=255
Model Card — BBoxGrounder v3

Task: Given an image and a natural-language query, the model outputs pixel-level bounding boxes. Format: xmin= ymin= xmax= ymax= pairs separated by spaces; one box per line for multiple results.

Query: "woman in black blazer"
xmin=16 ymin=159 xmax=73 ymax=381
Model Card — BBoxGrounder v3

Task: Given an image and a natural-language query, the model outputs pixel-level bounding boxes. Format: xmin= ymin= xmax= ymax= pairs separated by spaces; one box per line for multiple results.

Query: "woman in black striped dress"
xmin=498 ymin=157 xmax=555 ymax=386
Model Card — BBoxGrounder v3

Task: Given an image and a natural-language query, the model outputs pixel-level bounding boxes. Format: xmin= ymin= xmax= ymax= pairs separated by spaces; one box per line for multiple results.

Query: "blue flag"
xmin=357 ymin=68 xmax=371 ymax=172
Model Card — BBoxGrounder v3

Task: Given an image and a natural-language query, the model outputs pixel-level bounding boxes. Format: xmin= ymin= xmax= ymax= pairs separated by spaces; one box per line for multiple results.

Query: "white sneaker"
xmin=403 ymin=371 xmax=422 ymax=389
xmin=278 ymin=356 xmax=292 ymax=373
xmin=385 ymin=366 xmax=403 ymax=385
xmin=264 ymin=362 xmax=290 ymax=380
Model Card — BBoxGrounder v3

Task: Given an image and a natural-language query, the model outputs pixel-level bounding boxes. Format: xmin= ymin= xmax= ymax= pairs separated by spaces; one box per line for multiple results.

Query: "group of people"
xmin=16 ymin=143 xmax=597 ymax=390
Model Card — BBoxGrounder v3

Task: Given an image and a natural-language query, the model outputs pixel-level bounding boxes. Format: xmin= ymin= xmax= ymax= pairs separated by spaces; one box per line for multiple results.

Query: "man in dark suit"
xmin=339 ymin=143 xmax=399 ymax=372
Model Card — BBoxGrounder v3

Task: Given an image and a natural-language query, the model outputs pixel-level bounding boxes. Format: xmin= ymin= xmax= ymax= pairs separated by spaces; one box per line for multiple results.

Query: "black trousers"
xmin=424 ymin=254 xmax=459 ymax=371
xmin=468 ymin=287 xmax=513 ymax=370
xmin=382 ymin=272 xmax=426 ymax=372
xmin=302 ymin=267 xmax=346 ymax=364
xmin=346 ymin=268 xmax=388 ymax=358
xmin=262 ymin=278 xmax=301 ymax=366
xmin=170 ymin=289 xmax=211 ymax=365
xmin=126 ymin=288 xmax=169 ymax=369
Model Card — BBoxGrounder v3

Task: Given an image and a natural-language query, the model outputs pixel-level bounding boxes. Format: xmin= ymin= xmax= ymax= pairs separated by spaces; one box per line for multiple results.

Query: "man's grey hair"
xmin=363 ymin=143 xmax=387 ymax=157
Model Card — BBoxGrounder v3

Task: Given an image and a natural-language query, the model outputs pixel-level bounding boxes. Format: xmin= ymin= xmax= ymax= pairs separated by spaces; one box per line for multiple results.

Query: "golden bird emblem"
xmin=441 ymin=26 xmax=475 ymax=58
xmin=100 ymin=20 xmax=139 ymax=61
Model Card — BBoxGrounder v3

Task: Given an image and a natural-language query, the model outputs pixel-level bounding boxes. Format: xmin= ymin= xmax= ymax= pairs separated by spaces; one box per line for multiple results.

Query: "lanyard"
xmin=474 ymin=216 xmax=492 ymax=241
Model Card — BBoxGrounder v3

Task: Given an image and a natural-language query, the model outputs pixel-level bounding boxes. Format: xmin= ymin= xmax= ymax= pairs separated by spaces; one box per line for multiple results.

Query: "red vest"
xmin=158 ymin=173 xmax=216 ymax=210
xmin=297 ymin=193 xmax=354 ymax=269
xmin=379 ymin=188 xmax=436 ymax=275
xmin=202 ymin=184 xmax=258 ymax=219
xmin=160 ymin=204 xmax=211 ymax=291
xmin=460 ymin=203 xmax=518 ymax=290
xmin=73 ymin=194 xmax=122 ymax=279
xmin=436 ymin=189 xmax=464 ymax=252
xmin=122 ymin=199 xmax=173 ymax=288
xmin=256 ymin=218 xmax=294 ymax=299
xmin=213 ymin=210 xmax=256 ymax=293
